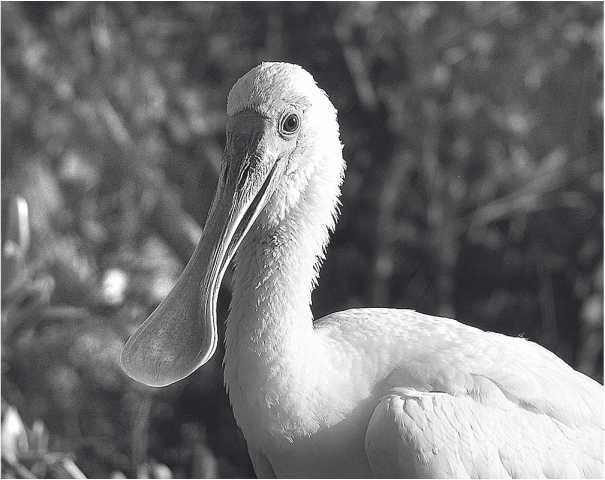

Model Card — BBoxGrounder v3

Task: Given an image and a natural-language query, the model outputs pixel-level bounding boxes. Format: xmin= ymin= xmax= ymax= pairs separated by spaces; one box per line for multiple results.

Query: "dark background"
xmin=1 ymin=2 xmax=602 ymax=478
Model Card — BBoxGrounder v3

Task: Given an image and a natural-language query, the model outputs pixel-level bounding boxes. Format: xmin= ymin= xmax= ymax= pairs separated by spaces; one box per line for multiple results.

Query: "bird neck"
xmin=226 ymin=216 xmax=317 ymax=376
xmin=223 ymin=142 xmax=344 ymax=429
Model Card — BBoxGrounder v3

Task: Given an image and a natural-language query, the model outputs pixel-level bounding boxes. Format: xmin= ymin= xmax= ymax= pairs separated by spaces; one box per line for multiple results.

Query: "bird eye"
xmin=279 ymin=113 xmax=300 ymax=136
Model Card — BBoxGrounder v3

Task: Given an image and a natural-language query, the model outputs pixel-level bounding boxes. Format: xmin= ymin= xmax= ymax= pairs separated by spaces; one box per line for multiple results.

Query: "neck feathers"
xmin=224 ymin=136 xmax=344 ymax=368
xmin=231 ymin=129 xmax=344 ymax=318
xmin=224 ymin=140 xmax=344 ymax=443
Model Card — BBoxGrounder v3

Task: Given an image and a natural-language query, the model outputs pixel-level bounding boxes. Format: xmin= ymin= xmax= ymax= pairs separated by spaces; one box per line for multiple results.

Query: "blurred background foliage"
xmin=1 ymin=2 xmax=602 ymax=478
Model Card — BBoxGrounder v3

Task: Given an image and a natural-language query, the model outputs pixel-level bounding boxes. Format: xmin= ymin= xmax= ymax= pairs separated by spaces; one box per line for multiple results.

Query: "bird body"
xmin=228 ymin=300 xmax=602 ymax=477
xmin=123 ymin=62 xmax=603 ymax=478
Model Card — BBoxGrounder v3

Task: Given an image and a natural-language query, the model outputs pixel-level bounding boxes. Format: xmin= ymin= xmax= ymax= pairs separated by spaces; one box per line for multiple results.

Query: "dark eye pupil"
xmin=283 ymin=114 xmax=298 ymax=133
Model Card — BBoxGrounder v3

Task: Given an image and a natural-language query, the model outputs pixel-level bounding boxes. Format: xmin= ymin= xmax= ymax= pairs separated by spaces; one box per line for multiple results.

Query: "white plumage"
xmin=122 ymin=62 xmax=604 ymax=478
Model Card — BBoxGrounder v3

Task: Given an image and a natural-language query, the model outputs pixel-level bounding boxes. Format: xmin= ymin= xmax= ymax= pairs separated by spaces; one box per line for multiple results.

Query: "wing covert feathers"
xmin=365 ymin=384 xmax=603 ymax=478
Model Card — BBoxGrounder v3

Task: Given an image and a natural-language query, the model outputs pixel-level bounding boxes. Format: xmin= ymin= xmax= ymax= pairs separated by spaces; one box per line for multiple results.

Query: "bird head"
xmin=121 ymin=62 xmax=344 ymax=386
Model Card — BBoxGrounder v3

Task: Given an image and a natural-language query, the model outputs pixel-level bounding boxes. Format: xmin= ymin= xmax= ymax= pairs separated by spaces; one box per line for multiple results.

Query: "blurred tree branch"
xmin=334 ymin=13 xmax=379 ymax=113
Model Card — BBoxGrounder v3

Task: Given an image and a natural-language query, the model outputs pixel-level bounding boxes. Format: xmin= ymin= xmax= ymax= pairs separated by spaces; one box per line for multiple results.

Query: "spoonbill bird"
xmin=122 ymin=62 xmax=603 ymax=478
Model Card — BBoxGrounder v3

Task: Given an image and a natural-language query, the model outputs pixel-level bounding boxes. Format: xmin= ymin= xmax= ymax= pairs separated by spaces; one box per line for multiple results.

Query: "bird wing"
xmin=365 ymin=386 xmax=603 ymax=478
xmin=363 ymin=340 xmax=604 ymax=478
xmin=317 ymin=309 xmax=603 ymax=476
